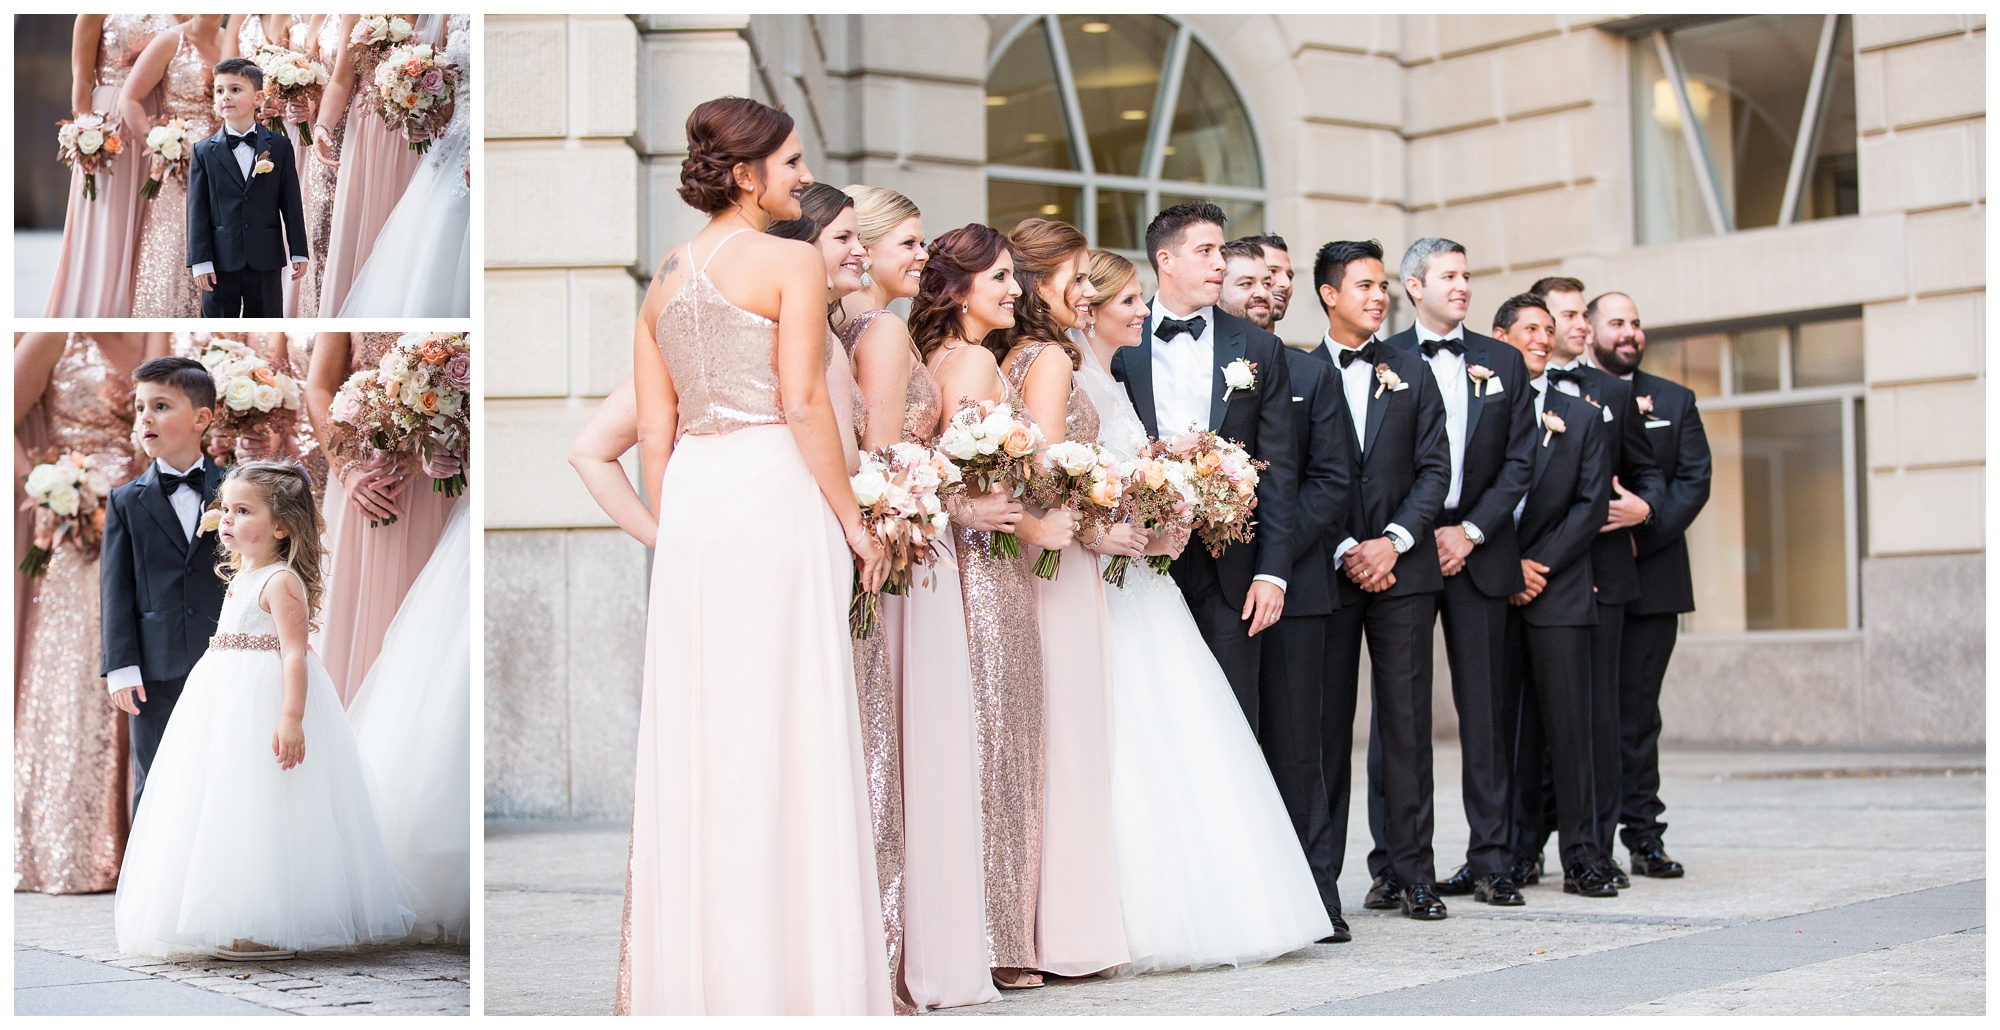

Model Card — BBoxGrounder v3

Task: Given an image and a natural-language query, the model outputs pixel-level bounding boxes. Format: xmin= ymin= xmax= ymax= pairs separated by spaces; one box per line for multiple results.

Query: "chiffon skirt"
xmin=619 ymin=426 xmax=891 ymax=1016
xmin=1102 ymin=562 xmax=1331 ymax=972
xmin=893 ymin=553 xmax=1001 ymax=1011
xmin=347 ymin=498 xmax=470 ymax=943
xmin=1029 ymin=540 xmax=1130 ymax=976
xmin=319 ymin=474 xmax=453 ymax=706
xmin=318 ymin=101 xmax=423 ymax=316
xmin=43 ymin=84 xmax=152 ymax=317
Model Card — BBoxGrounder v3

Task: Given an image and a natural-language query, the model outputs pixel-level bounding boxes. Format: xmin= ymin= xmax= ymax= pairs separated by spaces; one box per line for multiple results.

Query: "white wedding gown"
xmin=337 ymin=12 xmax=471 ymax=317
xmin=347 ymin=497 xmax=470 ymax=942
xmin=1075 ymin=339 xmax=1332 ymax=973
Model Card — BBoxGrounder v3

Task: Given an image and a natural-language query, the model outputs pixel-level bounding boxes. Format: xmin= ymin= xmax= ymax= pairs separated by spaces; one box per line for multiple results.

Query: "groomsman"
xmin=1491 ymin=294 xmax=1617 ymax=898
xmin=1306 ymin=241 xmax=1452 ymax=921
xmin=1359 ymin=239 xmax=1535 ymax=906
xmin=1242 ymin=234 xmax=1296 ymax=328
xmin=1589 ymin=291 xmax=1710 ymax=878
xmin=1220 ymin=237 xmax=1355 ymax=940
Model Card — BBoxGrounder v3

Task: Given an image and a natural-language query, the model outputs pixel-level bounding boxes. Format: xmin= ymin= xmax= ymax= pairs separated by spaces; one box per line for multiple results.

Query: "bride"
xmin=336 ymin=11 xmax=470 ymax=317
xmin=1077 ymin=251 xmax=1332 ymax=972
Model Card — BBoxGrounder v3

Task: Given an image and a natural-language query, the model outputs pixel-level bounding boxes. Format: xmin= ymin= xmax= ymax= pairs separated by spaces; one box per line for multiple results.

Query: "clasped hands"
xmin=1342 ymin=537 xmax=1398 ymax=593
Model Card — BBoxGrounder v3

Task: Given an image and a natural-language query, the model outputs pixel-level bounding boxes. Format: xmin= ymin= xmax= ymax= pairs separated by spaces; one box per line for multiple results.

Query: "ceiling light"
xmin=1040 ymin=204 xmax=1061 ymax=215
xmin=985 ymin=95 xmax=1008 ymax=107
xmin=1023 ymin=132 xmax=1050 ymax=144
xmin=1081 ymin=21 xmax=1111 ymax=33
xmin=1120 ymin=109 xmax=1147 ymax=121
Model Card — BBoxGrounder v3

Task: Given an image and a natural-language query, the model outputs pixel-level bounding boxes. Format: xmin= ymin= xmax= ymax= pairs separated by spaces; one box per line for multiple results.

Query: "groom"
xmin=1109 ymin=202 xmax=1298 ymax=722
xmin=186 ymin=56 xmax=309 ymax=318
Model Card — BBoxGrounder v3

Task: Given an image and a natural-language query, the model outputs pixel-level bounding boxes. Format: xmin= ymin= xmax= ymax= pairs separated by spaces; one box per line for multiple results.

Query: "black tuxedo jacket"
xmin=1384 ymin=327 xmax=1535 ymax=599
xmin=186 ymin=125 xmax=309 ymax=273
xmin=1628 ymin=370 xmax=1712 ymax=616
xmin=1566 ymin=365 xmax=1666 ymax=606
xmin=1310 ymin=341 xmax=1452 ymax=603
xmin=1111 ymin=305 xmax=1297 ymax=609
xmin=1272 ymin=344 xmax=1352 ymax=617
xmin=100 ymin=461 xmax=229 ymax=682
xmin=1517 ymin=388 xmax=1610 ymax=627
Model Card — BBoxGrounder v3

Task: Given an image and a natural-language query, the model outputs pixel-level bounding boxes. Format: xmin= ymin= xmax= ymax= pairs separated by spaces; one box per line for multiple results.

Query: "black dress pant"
xmin=1619 ymin=611 xmax=1679 ymax=848
xmin=1505 ymin=613 xmax=1598 ymax=871
xmin=1588 ymin=600 xmax=1626 ymax=857
xmin=1366 ymin=571 xmax=1511 ymax=880
xmin=1181 ymin=565 xmax=1263 ymax=725
xmin=128 ymin=674 xmax=188 ymax=815
xmin=1324 ymin=590 xmax=1438 ymax=901
xmin=1258 ymin=614 xmax=1339 ymax=915
xmin=200 ymin=265 xmax=285 ymax=318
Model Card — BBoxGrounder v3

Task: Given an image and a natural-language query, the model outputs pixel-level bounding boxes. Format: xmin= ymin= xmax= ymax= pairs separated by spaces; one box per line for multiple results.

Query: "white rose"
xmin=158 ymin=139 xmax=181 ymax=161
xmin=851 ymin=467 xmax=890 ymax=508
xmin=1223 ymin=359 xmax=1255 ymax=390
xmin=45 ymin=483 xmax=80 ymax=518
xmin=278 ymin=376 xmax=301 ymax=408
xmin=223 ymin=377 xmax=258 ymax=412
xmin=388 ymin=17 xmax=412 ymax=40
xmin=1046 ymin=441 xmax=1098 ymax=476
xmin=905 ymin=463 xmax=940 ymax=493
xmin=252 ymin=383 xmax=282 ymax=412
xmin=77 ymin=129 xmax=104 ymax=154
xmin=436 ymin=389 xmax=462 ymax=416
xmin=146 ymin=125 xmax=172 ymax=148
xmin=929 ymin=510 xmax=950 ymax=535
xmin=58 ymin=123 xmax=80 ymax=147
xmin=24 ymin=464 xmax=62 ymax=498
xmin=939 ymin=426 xmax=979 ymax=462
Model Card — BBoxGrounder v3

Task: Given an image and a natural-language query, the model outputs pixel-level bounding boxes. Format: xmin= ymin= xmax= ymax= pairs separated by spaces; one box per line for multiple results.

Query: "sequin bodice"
xmin=43 ymin=335 xmax=141 ymax=479
xmin=315 ymin=14 xmax=344 ymax=64
xmin=655 ymin=271 xmax=786 ymax=438
xmin=237 ymin=13 xmax=269 ymax=52
xmin=350 ymin=331 xmax=397 ymax=375
xmin=97 ymin=14 xmax=175 ymax=89
xmin=216 ymin=561 xmax=289 ymax=638
xmin=158 ymin=30 xmax=216 ymax=129
xmin=840 ymin=309 xmax=942 ymax=446
xmin=1003 ymin=341 xmax=1099 ymax=444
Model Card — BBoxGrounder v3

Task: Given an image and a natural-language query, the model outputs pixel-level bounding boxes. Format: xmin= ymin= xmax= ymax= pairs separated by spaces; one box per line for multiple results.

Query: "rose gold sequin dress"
xmin=1003 ymin=341 xmax=1130 ymax=975
xmin=15 ymin=334 xmax=143 ymax=894
xmin=319 ymin=332 xmax=453 ymax=705
xmin=846 ymin=313 xmax=999 ymax=1011
xmin=44 ymin=14 xmax=177 ymax=317
xmin=317 ymin=14 xmax=439 ymax=315
xmin=615 ymin=233 xmax=890 ymax=1016
xmin=129 ymin=29 xmax=216 ymax=319
xmin=938 ymin=343 xmax=1045 ymax=973
xmin=298 ymin=16 xmax=347 ymax=318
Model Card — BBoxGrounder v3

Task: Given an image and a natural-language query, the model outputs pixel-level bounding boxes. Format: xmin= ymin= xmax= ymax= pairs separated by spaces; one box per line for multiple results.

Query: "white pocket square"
xmin=1292 ymin=396 xmax=1305 ymax=402
xmin=1484 ymin=378 xmax=1504 ymax=396
xmin=1645 ymin=418 xmax=1672 ymax=429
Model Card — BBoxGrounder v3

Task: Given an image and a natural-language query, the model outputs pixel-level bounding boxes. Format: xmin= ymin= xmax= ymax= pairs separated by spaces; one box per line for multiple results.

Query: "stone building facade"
xmin=484 ymin=13 xmax=1984 ymax=818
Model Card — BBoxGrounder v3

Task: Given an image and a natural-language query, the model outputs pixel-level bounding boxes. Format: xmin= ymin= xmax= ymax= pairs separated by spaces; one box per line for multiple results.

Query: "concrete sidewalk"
xmin=484 ymin=745 xmax=1985 ymax=1016
xmin=13 ymin=892 xmax=469 ymax=1016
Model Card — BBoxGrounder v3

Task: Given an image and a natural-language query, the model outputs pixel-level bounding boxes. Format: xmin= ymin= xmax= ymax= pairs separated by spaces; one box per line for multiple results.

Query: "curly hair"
xmin=998 ymin=217 xmax=1088 ymax=370
xmin=907 ymin=224 xmax=1013 ymax=361
xmin=678 ymin=97 xmax=794 ymax=215
xmin=215 ymin=460 xmax=328 ymax=632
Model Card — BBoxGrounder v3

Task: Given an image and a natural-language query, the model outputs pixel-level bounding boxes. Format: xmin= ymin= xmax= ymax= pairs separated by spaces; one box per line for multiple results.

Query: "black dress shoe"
xmin=1317 ymin=914 xmax=1351 ymax=943
xmin=1562 ymin=862 xmax=1618 ymax=897
xmin=1629 ymin=839 xmax=1685 ymax=878
xmin=1435 ymin=864 xmax=1475 ymax=896
xmin=1400 ymin=884 xmax=1448 ymax=920
xmin=1509 ymin=855 xmax=1541 ymax=887
xmin=1363 ymin=874 xmax=1402 ymax=910
xmin=1605 ymin=862 xmax=1631 ymax=889
xmin=1472 ymin=874 xmax=1525 ymax=906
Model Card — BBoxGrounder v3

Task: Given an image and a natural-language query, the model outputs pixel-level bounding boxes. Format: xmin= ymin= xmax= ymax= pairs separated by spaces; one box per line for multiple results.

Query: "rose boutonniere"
xmin=1468 ymin=364 xmax=1500 ymax=396
xmin=1374 ymin=363 xmax=1407 ymax=398
xmin=1540 ymin=409 xmax=1567 ymax=447
xmin=1636 ymin=394 xmax=1654 ymax=416
xmin=1222 ymin=358 xmax=1258 ymax=402
xmin=252 ymin=150 xmax=274 ymax=177
xmin=198 ymin=505 xmax=224 ymax=536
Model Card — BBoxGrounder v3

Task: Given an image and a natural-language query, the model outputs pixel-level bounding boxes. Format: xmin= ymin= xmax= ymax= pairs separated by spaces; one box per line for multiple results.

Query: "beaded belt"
xmin=209 ymin=632 xmax=281 ymax=652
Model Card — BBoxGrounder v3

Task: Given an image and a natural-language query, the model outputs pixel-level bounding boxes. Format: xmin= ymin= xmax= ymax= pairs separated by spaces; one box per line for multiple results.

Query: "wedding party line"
xmin=580 ymin=95 xmax=1714 ymax=1015
xmin=15 ymin=330 xmax=470 ymax=966
xmin=34 ymin=13 xmax=470 ymax=319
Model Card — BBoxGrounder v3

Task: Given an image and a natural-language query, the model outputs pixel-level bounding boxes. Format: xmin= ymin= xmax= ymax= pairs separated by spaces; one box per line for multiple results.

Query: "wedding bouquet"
xmin=330 ymin=333 xmax=472 ymax=521
xmin=138 ymin=117 xmax=196 ymax=200
xmin=251 ymin=45 xmax=330 ymax=145
xmin=194 ymin=336 xmax=302 ymax=463
xmin=1101 ymin=447 xmax=1199 ymax=587
xmin=349 ymin=14 xmax=416 ymax=54
xmin=1026 ymin=440 xmax=1122 ymax=580
xmin=1163 ymin=429 xmax=1267 ymax=558
xmin=56 ymin=111 xmax=122 ymax=201
xmin=937 ymin=400 xmax=1042 ymax=559
xmin=18 ymin=451 xmax=115 ymax=577
xmin=848 ymin=442 xmax=964 ymax=638
xmin=372 ymin=42 xmax=459 ymax=153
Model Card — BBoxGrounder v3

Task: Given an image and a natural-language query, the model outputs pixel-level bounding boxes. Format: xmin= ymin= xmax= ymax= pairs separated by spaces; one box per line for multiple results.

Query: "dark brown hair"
xmin=678 ymin=97 xmax=794 ymax=215
xmin=998 ymin=218 xmax=1088 ymax=369
xmin=764 ymin=182 xmax=852 ymax=243
xmin=133 ymin=355 xmax=216 ymax=412
xmin=1220 ymin=238 xmax=1267 ymax=265
xmin=908 ymin=224 xmax=1012 ymax=361
xmin=1144 ymin=201 xmax=1226 ymax=271
xmin=1530 ymin=275 xmax=1587 ymax=298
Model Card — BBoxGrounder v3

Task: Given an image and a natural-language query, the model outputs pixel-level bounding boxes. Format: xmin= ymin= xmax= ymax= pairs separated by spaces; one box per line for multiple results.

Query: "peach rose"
xmin=252 ymin=367 xmax=277 ymax=386
xmin=1195 ymin=450 xmax=1223 ymax=475
xmin=1001 ymin=423 xmax=1037 ymax=458
xmin=419 ymin=391 xmax=440 ymax=414
xmin=419 ymin=338 xmax=452 ymax=365
xmin=1089 ymin=475 xmax=1121 ymax=508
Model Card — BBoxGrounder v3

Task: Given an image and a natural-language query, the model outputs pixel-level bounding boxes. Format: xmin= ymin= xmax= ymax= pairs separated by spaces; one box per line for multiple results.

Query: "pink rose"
xmin=421 ymin=68 xmax=444 ymax=93
xmin=445 ymin=352 xmax=471 ymax=390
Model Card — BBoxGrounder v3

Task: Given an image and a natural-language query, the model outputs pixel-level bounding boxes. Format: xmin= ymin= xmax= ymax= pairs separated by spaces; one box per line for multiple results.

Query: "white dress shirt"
xmin=106 ymin=457 xmax=206 ymax=695
xmin=1516 ymin=379 xmax=1548 ymax=525
xmin=1325 ymin=336 xmax=1412 ymax=564
xmin=190 ymin=119 xmax=308 ymax=279
xmin=1548 ymin=357 xmax=1614 ymax=422
xmin=1413 ymin=321 xmax=1471 ymax=511
xmin=1149 ymin=298 xmax=1214 ymax=439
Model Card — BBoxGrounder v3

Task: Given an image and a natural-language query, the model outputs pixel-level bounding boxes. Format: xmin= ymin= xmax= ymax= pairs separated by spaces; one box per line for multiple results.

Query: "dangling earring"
xmin=962 ymin=304 xmax=968 ymax=313
xmin=858 ymin=260 xmax=873 ymax=289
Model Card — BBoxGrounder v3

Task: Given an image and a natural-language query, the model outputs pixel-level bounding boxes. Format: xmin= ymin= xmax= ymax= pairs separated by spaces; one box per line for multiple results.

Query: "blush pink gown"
xmin=1003 ymin=342 xmax=1131 ymax=977
xmin=316 ymin=13 xmax=438 ymax=315
xmin=615 ymin=234 xmax=890 ymax=1016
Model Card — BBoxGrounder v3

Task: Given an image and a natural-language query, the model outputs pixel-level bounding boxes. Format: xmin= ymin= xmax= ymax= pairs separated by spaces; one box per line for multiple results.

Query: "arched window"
xmin=986 ymin=15 xmax=1267 ymax=252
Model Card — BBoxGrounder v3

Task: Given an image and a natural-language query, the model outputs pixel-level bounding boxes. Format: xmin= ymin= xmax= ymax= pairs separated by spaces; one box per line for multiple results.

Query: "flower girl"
xmin=115 ymin=461 xmax=415 ymax=961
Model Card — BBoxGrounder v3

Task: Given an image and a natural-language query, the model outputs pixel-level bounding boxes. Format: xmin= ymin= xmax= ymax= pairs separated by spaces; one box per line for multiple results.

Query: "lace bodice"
xmin=655 ymin=235 xmax=786 ymax=437
xmin=423 ymin=12 xmax=472 ymax=198
xmin=97 ymin=14 xmax=176 ymax=89
xmin=1003 ymin=341 xmax=1099 ymax=444
xmin=1078 ymin=351 xmax=1150 ymax=464
xmin=42 ymin=335 xmax=142 ymax=478
xmin=216 ymin=562 xmax=293 ymax=638
xmin=158 ymin=29 xmax=216 ymax=129
xmin=840 ymin=309 xmax=942 ymax=446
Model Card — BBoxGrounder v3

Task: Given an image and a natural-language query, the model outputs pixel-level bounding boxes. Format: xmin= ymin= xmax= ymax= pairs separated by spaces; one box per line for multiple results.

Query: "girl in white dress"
xmin=115 ymin=461 xmax=415 ymax=961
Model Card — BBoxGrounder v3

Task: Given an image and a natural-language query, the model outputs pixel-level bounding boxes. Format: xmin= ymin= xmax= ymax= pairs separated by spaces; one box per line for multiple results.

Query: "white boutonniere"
xmin=1540 ymin=409 xmax=1567 ymax=447
xmin=1468 ymin=364 xmax=1501 ymax=396
xmin=1222 ymin=358 xmax=1258 ymax=402
xmin=197 ymin=505 xmax=224 ymax=536
xmin=1374 ymin=363 xmax=1407 ymax=398
xmin=252 ymin=150 xmax=274 ymax=177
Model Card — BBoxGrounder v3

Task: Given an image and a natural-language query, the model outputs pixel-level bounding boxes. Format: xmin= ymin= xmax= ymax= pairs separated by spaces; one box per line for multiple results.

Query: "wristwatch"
xmin=1461 ymin=521 xmax=1484 ymax=545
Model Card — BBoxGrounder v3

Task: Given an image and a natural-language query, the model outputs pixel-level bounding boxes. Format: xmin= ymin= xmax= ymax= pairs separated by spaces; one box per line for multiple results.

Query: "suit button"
xmin=186 ymin=607 xmax=196 ymax=615
xmin=1362 ymin=475 xmax=1372 ymax=484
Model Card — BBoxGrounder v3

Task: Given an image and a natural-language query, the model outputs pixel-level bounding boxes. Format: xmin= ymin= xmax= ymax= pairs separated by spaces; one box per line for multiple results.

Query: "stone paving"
xmin=484 ymin=744 xmax=1985 ymax=1016
xmin=14 ymin=891 xmax=469 ymax=1016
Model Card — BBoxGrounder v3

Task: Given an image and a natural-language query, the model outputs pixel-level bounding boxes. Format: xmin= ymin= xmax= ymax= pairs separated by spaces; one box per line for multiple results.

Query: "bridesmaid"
xmin=44 ymin=14 xmax=180 ymax=317
xmin=837 ymin=187 xmax=1006 ymax=1011
xmin=312 ymin=12 xmax=437 ymax=315
xmin=122 ymin=14 xmax=225 ymax=319
xmin=297 ymin=15 xmax=353 ymax=318
xmin=304 ymin=332 xmax=459 ymax=705
xmin=14 ymin=331 xmax=167 ymax=894
xmin=617 ymin=96 xmax=890 ymax=1016
xmin=996 ymin=218 xmax=1133 ymax=978
xmin=911 ymin=225 xmax=1074 ymax=990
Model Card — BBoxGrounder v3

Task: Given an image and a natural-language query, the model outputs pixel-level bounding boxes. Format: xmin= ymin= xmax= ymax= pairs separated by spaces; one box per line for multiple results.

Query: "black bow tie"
xmin=158 ymin=467 xmax=205 ymax=497
xmin=1154 ymin=315 xmax=1206 ymax=343
xmin=1547 ymin=366 xmax=1585 ymax=387
xmin=1336 ymin=343 xmax=1377 ymax=368
xmin=226 ymin=130 xmax=257 ymax=149
xmin=1420 ymin=337 xmax=1465 ymax=358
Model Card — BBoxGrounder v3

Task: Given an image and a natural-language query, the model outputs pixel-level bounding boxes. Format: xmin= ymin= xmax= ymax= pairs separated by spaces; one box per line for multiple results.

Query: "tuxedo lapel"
xmin=1362 ymin=352 xmax=1391 ymax=457
xmin=1209 ymin=317 xmax=1246 ymax=432
xmin=134 ymin=467 xmax=189 ymax=557
xmin=209 ymin=129 xmax=249 ymax=191
xmin=1462 ymin=337 xmax=1489 ymax=433
xmin=1530 ymin=391 xmax=1566 ymax=493
xmin=1128 ymin=314 xmax=1159 ymax=439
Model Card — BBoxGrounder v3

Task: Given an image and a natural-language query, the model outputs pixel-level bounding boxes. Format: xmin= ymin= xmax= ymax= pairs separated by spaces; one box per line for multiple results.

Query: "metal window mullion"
xmin=1044 ymin=14 xmax=1095 ymax=180
xmin=1779 ymin=14 xmax=1841 ymax=227
xmin=986 ymin=165 xmax=1091 ymax=187
xmin=1840 ymin=394 xmax=1860 ymax=629
xmin=1081 ymin=180 xmax=1098 ymax=245
xmin=1142 ymin=27 xmax=1192 ymax=183
xmin=1654 ymin=30 xmax=1731 ymax=235
xmin=1777 ymin=324 xmax=1794 ymax=391
xmin=1698 ymin=383 xmax=1861 ymax=411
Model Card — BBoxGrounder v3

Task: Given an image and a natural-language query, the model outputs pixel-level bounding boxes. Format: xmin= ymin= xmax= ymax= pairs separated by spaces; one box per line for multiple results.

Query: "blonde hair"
xmin=1086 ymin=250 xmax=1137 ymax=314
xmin=844 ymin=185 xmax=921 ymax=247
xmin=215 ymin=460 xmax=327 ymax=631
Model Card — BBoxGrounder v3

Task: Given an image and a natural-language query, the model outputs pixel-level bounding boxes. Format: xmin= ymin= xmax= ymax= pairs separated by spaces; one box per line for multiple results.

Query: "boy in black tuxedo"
xmin=101 ymin=357 xmax=228 ymax=811
xmin=186 ymin=57 xmax=309 ymax=317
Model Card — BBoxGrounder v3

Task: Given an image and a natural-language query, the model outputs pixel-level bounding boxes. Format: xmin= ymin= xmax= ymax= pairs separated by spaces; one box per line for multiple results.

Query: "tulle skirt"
xmin=114 ymin=648 xmax=416 ymax=956
xmin=336 ymin=143 xmax=470 ymax=316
